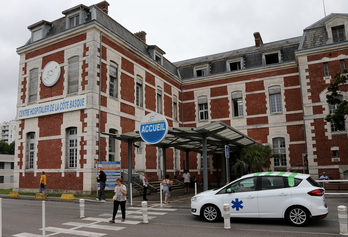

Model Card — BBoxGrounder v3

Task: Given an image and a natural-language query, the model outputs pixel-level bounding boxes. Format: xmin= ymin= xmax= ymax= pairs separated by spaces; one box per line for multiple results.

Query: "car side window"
xmin=260 ymin=176 xmax=285 ymax=190
xmin=217 ymin=177 xmax=257 ymax=194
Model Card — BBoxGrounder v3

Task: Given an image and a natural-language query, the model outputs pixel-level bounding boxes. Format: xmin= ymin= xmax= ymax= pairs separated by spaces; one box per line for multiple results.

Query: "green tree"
xmin=232 ymin=143 xmax=278 ymax=174
xmin=325 ymin=69 xmax=348 ymax=131
xmin=0 ymin=140 xmax=15 ymax=154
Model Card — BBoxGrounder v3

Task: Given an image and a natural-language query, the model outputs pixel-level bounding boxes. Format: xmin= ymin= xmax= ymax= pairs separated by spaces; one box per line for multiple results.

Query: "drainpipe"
xmin=98 ymin=31 xmax=103 ymax=162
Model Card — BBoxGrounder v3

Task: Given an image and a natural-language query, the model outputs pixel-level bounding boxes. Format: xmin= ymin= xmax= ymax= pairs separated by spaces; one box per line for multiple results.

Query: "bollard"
xmin=338 ymin=205 xmax=348 ymax=236
xmin=141 ymin=201 xmax=149 ymax=224
xmin=130 ymin=183 xmax=133 ymax=206
xmin=223 ymin=203 xmax=231 ymax=229
xmin=42 ymin=201 xmax=45 ymax=237
xmin=80 ymin=199 xmax=85 ymax=218
xmin=195 ymin=182 xmax=197 ymax=196
xmin=0 ymin=198 xmax=2 ymax=237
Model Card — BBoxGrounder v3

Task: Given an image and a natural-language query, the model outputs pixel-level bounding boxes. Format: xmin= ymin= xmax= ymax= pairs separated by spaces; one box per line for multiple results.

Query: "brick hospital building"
xmin=14 ymin=1 xmax=348 ymax=193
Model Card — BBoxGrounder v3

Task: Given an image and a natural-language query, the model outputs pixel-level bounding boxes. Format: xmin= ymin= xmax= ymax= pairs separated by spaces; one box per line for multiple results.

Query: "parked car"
xmin=191 ymin=172 xmax=328 ymax=226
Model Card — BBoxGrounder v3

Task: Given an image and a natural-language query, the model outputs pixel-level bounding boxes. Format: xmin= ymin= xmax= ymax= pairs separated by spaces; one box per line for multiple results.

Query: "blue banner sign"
xmin=18 ymin=95 xmax=86 ymax=119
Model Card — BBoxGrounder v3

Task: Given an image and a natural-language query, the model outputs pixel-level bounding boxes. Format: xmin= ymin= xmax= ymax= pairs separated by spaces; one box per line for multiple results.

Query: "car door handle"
xmin=247 ymin=196 xmax=255 ymax=199
xmin=279 ymin=193 xmax=287 ymax=196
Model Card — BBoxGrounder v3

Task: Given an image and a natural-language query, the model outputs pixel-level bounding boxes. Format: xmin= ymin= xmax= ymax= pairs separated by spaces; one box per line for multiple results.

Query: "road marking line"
xmin=82 ymin=217 xmax=141 ymax=225
xmin=98 ymin=213 xmax=156 ymax=219
xmin=12 ymin=233 xmax=42 ymax=237
xmin=45 ymin=227 xmax=106 ymax=236
xmin=63 ymin=222 xmax=125 ymax=231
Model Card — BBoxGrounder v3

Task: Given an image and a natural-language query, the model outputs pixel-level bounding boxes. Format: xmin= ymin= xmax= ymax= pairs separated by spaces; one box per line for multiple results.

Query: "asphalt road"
xmin=0 ymin=192 xmax=346 ymax=237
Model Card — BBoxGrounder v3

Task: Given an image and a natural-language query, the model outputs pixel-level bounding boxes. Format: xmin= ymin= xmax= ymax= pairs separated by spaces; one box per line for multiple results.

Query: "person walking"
xmin=143 ymin=172 xmax=149 ymax=201
xmin=109 ymin=178 xmax=127 ymax=223
xmin=162 ymin=174 xmax=173 ymax=204
xmin=96 ymin=170 xmax=107 ymax=202
xmin=39 ymin=171 xmax=48 ymax=197
xmin=182 ymin=170 xmax=190 ymax=194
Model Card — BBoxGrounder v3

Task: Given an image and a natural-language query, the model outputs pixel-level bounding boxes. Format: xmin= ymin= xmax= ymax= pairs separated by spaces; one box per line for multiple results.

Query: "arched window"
xmin=27 ymin=132 xmax=35 ymax=169
xmin=109 ymin=64 xmax=118 ymax=98
xmin=198 ymin=96 xmax=208 ymax=121
xmin=272 ymin=137 xmax=286 ymax=167
xmin=67 ymin=127 xmax=77 ymax=168
xmin=68 ymin=56 xmax=79 ymax=94
xmin=109 ymin=129 xmax=117 ymax=161
xmin=232 ymin=91 xmax=243 ymax=117
xmin=136 ymin=75 xmax=143 ymax=107
xmin=269 ymin=86 xmax=282 ymax=114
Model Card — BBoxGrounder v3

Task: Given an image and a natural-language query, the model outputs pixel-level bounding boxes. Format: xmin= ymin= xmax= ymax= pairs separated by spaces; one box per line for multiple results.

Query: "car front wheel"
xmin=286 ymin=206 xmax=310 ymax=226
xmin=201 ymin=204 xmax=220 ymax=222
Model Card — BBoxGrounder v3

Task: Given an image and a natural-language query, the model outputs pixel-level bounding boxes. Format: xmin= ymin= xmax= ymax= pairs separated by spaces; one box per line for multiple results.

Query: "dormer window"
xmin=332 ymin=25 xmax=346 ymax=42
xmin=155 ymin=52 xmax=163 ymax=65
xmin=195 ymin=65 xmax=208 ymax=77
xmin=263 ymin=51 xmax=282 ymax=65
xmin=227 ymin=58 xmax=243 ymax=71
xmin=28 ymin=20 xmax=52 ymax=43
xmin=62 ymin=4 xmax=88 ymax=30
xmin=69 ymin=14 xmax=80 ymax=28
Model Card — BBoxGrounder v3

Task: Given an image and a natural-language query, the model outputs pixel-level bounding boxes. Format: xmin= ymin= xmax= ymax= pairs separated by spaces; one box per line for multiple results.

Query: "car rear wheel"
xmin=286 ymin=206 xmax=310 ymax=226
xmin=201 ymin=204 xmax=220 ymax=222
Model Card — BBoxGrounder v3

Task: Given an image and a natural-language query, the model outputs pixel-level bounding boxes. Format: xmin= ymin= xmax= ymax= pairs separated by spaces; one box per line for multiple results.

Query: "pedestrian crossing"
xmin=12 ymin=205 xmax=177 ymax=237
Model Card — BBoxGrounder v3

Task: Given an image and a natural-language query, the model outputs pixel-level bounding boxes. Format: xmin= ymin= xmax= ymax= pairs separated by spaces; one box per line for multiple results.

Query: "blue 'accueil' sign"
xmin=140 ymin=112 xmax=168 ymax=144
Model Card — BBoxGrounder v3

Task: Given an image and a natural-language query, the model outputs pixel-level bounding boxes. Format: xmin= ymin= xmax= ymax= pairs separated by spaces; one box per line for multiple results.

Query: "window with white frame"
xmin=273 ymin=137 xmax=287 ymax=167
xmin=200 ymin=154 xmax=210 ymax=170
xmin=227 ymin=58 xmax=243 ymax=71
xmin=68 ymin=56 xmax=79 ymax=94
xmin=155 ymin=52 xmax=163 ymax=65
xmin=324 ymin=62 xmax=330 ymax=77
xmin=29 ymin=68 xmax=38 ymax=103
xmin=109 ymin=65 xmax=118 ymax=98
xmin=332 ymin=25 xmax=346 ymax=43
xmin=173 ymin=96 xmax=178 ymax=121
xmin=136 ymin=76 xmax=143 ymax=107
xmin=269 ymin=86 xmax=282 ymax=114
xmin=157 ymin=88 xmax=162 ymax=114
xmin=27 ymin=133 xmax=35 ymax=169
xmin=232 ymin=91 xmax=244 ymax=117
xmin=69 ymin=14 xmax=80 ymax=28
xmin=0 ymin=162 xmax=4 ymax=169
xmin=109 ymin=129 xmax=117 ymax=161
xmin=195 ymin=65 xmax=208 ymax=77
xmin=67 ymin=128 xmax=78 ymax=168
xmin=198 ymin=96 xmax=209 ymax=121
xmin=329 ymin=95 xmax=346 ymax=132
xmin=0 ymin=176 xmax=3 ymax=183
xmin=263 ymin=51 xmax=281 ymax=65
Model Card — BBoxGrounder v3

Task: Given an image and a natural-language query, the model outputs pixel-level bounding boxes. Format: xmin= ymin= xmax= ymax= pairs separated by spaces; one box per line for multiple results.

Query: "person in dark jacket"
xmin=96 ymin=170 xmax=107 ymax=202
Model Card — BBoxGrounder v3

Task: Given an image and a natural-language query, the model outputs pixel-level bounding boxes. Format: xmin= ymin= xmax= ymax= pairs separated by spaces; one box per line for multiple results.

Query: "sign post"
xmin=225 ymin=145 xmax=230 ymax=183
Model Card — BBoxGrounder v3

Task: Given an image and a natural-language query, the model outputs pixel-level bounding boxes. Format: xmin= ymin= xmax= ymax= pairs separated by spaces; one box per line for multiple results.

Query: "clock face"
xmin=42 ymin=61 xmax=61 ymax=87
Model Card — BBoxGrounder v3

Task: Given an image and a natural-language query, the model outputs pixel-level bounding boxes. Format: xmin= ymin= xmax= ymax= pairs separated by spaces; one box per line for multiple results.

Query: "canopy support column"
xmin=163 ymin=146 xmax=167 ymax=178
xmin=127 ymin=140 xmax=132 ymax=204
xmin=186 ymin=151 xmax=190 ymax=172
xmin=202 ymin=134 xmax=208 ymax=191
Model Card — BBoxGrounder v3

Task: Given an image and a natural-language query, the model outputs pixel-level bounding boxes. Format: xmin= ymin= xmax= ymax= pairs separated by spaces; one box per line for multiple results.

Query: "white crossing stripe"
xmin=128 ymin=206 xmax=177 ymax=211
xmin=45 ymin=227 xmax=106 ymax=236
xmin=12 ymin=233 xmax=42 ymax=237
xmin=82 ymin=217 xmax=141 ymax=225
xmin=63 ymin=222 xmax=125 ymax=231
xmin=98 ymin=213 xmax=156 ymax=219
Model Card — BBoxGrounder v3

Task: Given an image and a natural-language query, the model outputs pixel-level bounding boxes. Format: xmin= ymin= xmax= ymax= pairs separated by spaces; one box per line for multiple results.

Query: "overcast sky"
xmin=1 ymin=0 xmax=348 ymax=124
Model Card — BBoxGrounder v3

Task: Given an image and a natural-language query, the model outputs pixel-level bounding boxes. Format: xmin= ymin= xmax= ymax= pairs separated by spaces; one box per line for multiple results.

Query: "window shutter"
xmin=269 ymin=86 xmax=281 ymax=95
xmin=29 ymin=68 xmax=38 ymax=103
xmin=198 ymin=96 xmax=207 ymax=104
xmin=68 ymin=56 xmax=79 ymax=94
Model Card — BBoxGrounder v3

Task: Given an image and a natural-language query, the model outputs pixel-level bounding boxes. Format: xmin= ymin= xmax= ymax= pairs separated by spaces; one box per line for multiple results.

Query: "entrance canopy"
xmin=112 ymin=121 xmax=257 ymax=154
xmin=103 ymin=121 xmax=258 ymax=196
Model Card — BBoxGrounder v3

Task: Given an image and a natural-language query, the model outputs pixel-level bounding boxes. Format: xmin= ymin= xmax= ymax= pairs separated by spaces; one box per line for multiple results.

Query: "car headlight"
xmin=191 ymin=196 xmax=203 ymax=202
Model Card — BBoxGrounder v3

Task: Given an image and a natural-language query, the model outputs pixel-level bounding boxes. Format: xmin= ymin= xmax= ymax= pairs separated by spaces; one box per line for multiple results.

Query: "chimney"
xmin=253 ymin=32 xmax=263 ymax=47
xmin=134 ymin=31 xmax=147 ymax=43
xmin=96 ymin=1 xmax=109 ymax=14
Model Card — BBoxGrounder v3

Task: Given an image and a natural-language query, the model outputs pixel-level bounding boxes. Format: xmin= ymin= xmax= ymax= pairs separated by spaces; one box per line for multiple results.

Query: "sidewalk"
xmin=0 ymin=188 xmax=195 ymax=209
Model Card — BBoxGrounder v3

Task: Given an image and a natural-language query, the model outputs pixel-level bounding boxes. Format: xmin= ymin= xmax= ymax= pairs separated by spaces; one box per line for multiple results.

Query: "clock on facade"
xmin=42 ymin=61 xmax=61 ymax=87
